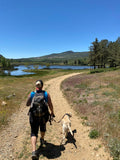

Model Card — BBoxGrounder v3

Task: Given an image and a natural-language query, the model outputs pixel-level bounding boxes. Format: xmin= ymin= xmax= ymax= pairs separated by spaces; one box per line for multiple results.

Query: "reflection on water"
xmin=1 ymin=65 xmax=92 ymax=76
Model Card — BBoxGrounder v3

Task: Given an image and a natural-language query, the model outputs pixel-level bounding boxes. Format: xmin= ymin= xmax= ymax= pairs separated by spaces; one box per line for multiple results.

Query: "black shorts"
xmin=29 ymin=114 xmax=47 ymax=137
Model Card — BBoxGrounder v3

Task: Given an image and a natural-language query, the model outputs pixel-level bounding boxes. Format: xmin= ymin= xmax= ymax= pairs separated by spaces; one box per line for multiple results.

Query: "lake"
xmin=4 ymin=65 xmax=93 ymax=76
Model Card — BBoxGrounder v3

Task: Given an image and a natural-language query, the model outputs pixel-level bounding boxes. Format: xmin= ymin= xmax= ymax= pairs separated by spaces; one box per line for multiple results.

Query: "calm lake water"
xmin=4 ymin=65 xmax=93 ymax=76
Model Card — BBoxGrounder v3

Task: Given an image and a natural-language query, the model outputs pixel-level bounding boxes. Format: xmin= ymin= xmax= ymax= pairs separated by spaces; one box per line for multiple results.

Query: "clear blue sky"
xmin=0 ymin=0 xmax=120 ymax=59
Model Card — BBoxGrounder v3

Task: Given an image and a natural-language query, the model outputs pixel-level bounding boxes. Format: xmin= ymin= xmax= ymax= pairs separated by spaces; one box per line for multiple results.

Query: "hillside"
xmin=12 ymin=50 xmax=90 ymax=63
xmin=37 ymin=51 xmax=89 ymax=59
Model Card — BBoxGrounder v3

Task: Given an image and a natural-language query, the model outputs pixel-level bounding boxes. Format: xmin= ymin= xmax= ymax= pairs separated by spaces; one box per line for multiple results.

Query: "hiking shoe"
xmin=32 ymin=151 xmax=38 ymax=159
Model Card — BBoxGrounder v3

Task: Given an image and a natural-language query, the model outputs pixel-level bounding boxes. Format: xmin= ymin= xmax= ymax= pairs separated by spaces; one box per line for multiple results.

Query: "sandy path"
xmin=0 ymin=73 xmax=112 ymax=160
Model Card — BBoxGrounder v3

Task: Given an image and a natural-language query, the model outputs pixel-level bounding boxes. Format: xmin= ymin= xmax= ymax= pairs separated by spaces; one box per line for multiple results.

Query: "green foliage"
xmin=90 ymin=67 xmax=118 ymax=74
xmin=90 ymin=68 xmax=105 ymax=73
xmin=45 ymin=63 xmax=50 ymax=69
xmin=89 ymin=129 xmax=99 ymax=139
xmin=0 ymin=111 xmax=6 ymax=126
xmin=81 ymin=116 xmax=88 ymax=120
xmin=108 ymin=138 xmax=120 ymax=160
xmin=0 ymin=56 xmax=12 ymax=69
xmin=89 ymin=37 xmax=120 ymax=69
xmin=118 ymin=111 xmax=120 ymax=121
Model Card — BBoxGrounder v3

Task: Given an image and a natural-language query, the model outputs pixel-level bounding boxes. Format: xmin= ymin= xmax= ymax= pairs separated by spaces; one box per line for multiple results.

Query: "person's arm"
xmin=26 ymin=96 xmax=31 ymax=106
xmin=26 ymin=91 xmax=35 ymax=106
xmin=47 ymin=93 xmax=54 ymax=116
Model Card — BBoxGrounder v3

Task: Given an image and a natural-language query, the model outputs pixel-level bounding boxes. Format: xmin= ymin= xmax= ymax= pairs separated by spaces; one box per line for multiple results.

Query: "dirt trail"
xmin=0 ymin=73 xmax=112 ymax=160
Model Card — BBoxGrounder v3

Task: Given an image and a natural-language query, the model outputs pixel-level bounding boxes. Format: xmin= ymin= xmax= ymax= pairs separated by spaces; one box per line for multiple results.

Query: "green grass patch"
xmin=90 ymin=67 xmax=118 ymax=74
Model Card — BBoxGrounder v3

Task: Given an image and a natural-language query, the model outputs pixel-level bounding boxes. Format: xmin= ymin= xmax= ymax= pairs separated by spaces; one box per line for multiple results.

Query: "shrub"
xmin=89 ymin=129 xmax=99 ymax=139
xmin=108 ymin=138 xmax=120 ymax=160
xmin=90 ymin=69 xmax=104 ymax=74
xmin=118 ymin=111 xmax=120 ymax=121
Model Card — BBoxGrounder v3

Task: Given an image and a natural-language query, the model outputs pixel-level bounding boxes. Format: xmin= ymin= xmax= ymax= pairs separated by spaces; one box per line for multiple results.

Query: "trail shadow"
xmin=36 ymin=141 xmax=65 ymax=159
xmin=65 ymin=129 xmax=77 ymax=148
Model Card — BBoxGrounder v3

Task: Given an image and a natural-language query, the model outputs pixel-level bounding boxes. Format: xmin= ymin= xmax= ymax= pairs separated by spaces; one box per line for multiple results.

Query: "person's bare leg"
xmin=31 ymin=136 xmax=37 ymax=151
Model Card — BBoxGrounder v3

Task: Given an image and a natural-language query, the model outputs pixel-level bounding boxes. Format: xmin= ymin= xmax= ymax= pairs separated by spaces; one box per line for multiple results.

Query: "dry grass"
xmin=0 ymin=76 xmax=33 ymax=127
xmin=61 ymin=69 xmax=120 ymax=159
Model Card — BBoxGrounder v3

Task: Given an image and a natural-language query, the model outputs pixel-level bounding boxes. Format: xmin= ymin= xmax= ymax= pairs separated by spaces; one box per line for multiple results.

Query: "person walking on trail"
xmin=26 ymin=80 xmax=55 ymax=159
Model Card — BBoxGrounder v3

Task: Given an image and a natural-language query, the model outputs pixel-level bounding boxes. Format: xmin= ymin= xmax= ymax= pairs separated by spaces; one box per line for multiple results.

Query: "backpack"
xmin=30 ymin=91 xmax=49 ymax=117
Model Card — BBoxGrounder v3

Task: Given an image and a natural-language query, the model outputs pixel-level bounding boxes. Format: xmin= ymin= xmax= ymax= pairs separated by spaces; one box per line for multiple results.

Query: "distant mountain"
xmin=37 ymin=50 xmax=89 ymax=59
xmin=13 ymin=50 xmax=90 ymax=63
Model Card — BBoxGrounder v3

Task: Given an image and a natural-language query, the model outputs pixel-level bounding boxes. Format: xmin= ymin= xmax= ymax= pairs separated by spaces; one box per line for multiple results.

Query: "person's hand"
xmin=51 ymin=112 xmax=55 ymax=118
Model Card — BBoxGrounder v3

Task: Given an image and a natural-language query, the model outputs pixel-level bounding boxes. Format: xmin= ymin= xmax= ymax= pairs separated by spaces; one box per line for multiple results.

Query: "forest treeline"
xmin=89 ymin=37 xmax=120 ymax=69
xmin=0 ymin=55 xmax=13 ymax=70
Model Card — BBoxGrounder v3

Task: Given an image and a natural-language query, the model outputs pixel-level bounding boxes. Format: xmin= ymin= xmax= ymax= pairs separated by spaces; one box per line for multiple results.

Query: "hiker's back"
xmin=30 ymin=91 xmax=49 ymax=119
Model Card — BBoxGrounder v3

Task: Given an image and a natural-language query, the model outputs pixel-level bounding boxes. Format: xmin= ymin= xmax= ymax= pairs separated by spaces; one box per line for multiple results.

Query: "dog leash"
xmin=49 ymin=114 xmax=55 ymax=125
xmin=50 ymin=113 xmax=71 ymax=124
xmin=52 ymin=118 xmax=61 ymax=123
xmin=52 ymin=113 xmax=69 ymax=123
